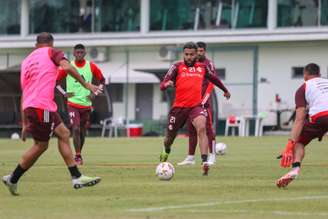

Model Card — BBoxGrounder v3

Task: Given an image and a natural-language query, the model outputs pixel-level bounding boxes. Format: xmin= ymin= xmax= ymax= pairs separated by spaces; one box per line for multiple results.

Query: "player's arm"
xmin=204 ymin=66 xmax=230 ymax=99
xmin=290 ymin=107 xmax=306 ymax=142
xmin=55 ymin=67 xmax=74 ymax=98
xmin=88 ymin=62 xmax=106 ymax=99
xmin=90 ymin=62 xmax=105 ymax=85
xmin=20 ymin=95 xmax=27 ymax=141
xmin=279 ymin=84 xmax=306 ymax=168
xmin=160 ymin=63 xmax=178 ymax=91
xmin=201 ymin=83 xmax=214 ymax=105
xmin=59 ymin=59 xmax=102 ymax=95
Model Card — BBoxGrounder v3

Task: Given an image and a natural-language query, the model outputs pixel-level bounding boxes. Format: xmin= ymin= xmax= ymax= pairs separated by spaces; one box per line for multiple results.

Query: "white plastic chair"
xmin=224 ymin=115 xmax=244 ymax=136
xmin=254 ymin=112 xmax=267 ymax=137
xmin=101 ymin=117 xmax=125 ymax=137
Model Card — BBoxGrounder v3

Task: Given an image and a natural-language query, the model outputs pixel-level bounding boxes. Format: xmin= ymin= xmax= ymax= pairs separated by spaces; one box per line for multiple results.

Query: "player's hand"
xmin=224 ymin=91 xmax=231 ymax=100
xmin=21 ymin=124 xmax=27 ymax=142
xmin=88 ymin=93 xmax=96 ymax=100
xmin=85 ymin=83 xmax=103 ymax=95
xmin=164 ymin=80 xmax=174 ymax=88
xmin=279 ymin=139 xmax=295 ymax=168
xmin=64 ymin=92 xmax=74 ymax=98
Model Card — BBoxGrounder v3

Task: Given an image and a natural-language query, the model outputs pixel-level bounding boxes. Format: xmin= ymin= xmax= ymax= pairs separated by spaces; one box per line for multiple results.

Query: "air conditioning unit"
xmin=158 ymin=46 xmax=177 ymax=61
xmin=89 ymin=47 xmax=109 ymax=63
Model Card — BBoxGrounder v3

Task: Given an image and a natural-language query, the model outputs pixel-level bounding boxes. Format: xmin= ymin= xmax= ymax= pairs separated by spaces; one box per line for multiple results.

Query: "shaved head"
xmin=36 ymin=32 xmax=54 ymax=45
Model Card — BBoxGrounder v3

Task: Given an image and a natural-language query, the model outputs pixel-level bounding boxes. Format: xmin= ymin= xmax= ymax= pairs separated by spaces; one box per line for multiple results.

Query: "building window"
xmin=107 ymin=84 xmax=123 ymax=102
xmin=322 ymin=0 xmax=328 ymax=25
xmin=29 ymin=0 xmax=80 ymax=33
xmin=150 ymin=0 xmax=267 ymax=31
xmin=0 ymin=0 xmax=20 ymax=35
xmin=278 ymin=0 xmax=319 ymax=27
xmin=217 ymin=68 xmax=226 ymax=80
xmin=292 ymin=67 xmax=304 ymax=79
xmin=94 ymin=0 xmax=140 ymax=32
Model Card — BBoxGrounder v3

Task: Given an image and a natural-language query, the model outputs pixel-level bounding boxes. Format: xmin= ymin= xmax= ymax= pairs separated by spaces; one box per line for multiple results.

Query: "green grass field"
xmin=1 ymin=136 xmax=328 ymax=219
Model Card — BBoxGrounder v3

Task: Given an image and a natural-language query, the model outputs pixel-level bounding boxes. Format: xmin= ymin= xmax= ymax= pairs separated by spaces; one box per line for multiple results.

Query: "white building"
xmin=1 ymin=0 xmax=328 ymax=134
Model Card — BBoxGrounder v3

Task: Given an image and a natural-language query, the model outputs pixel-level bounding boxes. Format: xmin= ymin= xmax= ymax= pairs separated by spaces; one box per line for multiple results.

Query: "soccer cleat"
xmin=202 ymin=162 xmax=210 ymax=176
xmin=72 ymin=175 xmax=101 ymax=189
xmin=276 ymin=167 xmax=300 ymax=188
xmin=160 ymin=151 xmax=169 ymax=162
xmin=177 ymin=156 xmax=196 ymax=166
xmin=207 ymin=153 xmax=216 ymax=166
xmin=74 ymin=155 xmax=83 ymax=166
xmin=2 ymin=175 xmax=18 ymax=196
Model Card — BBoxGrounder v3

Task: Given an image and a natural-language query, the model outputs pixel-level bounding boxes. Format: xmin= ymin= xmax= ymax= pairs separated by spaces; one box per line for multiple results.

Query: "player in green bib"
xmin=57 ymin=44 xmax=105 ymax=165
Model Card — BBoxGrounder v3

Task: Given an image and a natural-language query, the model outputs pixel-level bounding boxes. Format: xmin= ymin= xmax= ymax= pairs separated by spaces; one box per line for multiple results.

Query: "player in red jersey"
xmin=276 ymin=63 xmax=328 ymax=188
xmin=159 ymin=42 xmax=230 ymax=175
xmin=57 ymin=44 xmax=105 ymax=165
xmin=2 ymin=33 xmax=102 ymax=196
xmin=178 ymin=41 xmax=219 ymax=166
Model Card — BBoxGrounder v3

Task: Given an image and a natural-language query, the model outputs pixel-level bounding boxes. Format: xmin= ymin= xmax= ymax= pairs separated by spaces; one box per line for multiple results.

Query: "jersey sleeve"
xmin=160 ymin=62 xmax=178 ymax=91
xmin=90 ymin=62 xmax=105 ymax=84
xmin=56 ymin=67 xmax=68 ymax=82
xmin=207 ymin=60 xmax=217 ymax=75
xmin=205 ymin=66 xmax=228 ymax=93
xmin=295 ymin=84 xmax=306 ymax=109
xmin=48 ymin=48 xmax=67 ymax=66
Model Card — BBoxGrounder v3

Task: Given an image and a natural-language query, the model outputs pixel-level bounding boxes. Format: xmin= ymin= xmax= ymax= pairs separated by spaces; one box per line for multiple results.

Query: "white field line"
xmin=185 ymin=209 xmax=328 ymax=217
xmin=127 ymin=195 xmax=328 ymax=212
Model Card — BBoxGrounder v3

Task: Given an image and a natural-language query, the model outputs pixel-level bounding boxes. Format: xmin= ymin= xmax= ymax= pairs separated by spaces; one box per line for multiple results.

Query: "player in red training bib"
xmin=276 ymin=63 xmax=328 ymax=188
xmin=159 ymin=42 xmax=231 ymax=175
xmin=178 ymin=41 xmax=221 ymax=166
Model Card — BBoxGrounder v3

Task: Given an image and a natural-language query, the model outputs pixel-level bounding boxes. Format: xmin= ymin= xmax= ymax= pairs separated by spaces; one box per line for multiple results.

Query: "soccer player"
xmin=159 ymin=42 xmax=230 ymax=175
xmin=276 ymin=63 xmax=328 ymax=188
xmin=178 ymin=41 xmax=218 ymax=166
xmin=57 ymin=44 xmax=105 ymax=165
xmin=2 ymin=32 xmax=102 ymax=196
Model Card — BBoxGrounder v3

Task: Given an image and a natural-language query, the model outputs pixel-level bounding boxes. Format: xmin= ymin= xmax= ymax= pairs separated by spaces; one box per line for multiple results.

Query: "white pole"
xmin=267 ymin=0 xmax=277 ymax=30
xmin=194 ymin=7 xmax=200 ymax=30
xmin=21 ymin=0 xmax=29 ymax=37
xmin=141 ymin=0 xmax=150 ymax=33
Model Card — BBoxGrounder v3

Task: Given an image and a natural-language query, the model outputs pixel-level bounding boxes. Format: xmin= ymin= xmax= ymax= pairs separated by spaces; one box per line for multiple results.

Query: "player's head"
xmin=183 ymin=42 xmax=197 ymax=66
xmin=73 ymin=44 xmax=86 ymax=61
xmin=196 ymin=41 xmax=207 ymax=62
xmin=36 ymin=32 xmax=54 ymax=48
xmin=304 ymin=63 xmax=320 ymax=81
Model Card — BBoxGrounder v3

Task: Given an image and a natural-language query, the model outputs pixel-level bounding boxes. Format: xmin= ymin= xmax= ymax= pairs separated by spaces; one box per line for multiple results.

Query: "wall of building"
xmin=258 ymin=41 xmax=328 ymax=124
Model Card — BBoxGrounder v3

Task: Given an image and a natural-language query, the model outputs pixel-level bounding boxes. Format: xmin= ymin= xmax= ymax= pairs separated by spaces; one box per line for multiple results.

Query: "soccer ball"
xmin=215 ymin=142 xmax=227 ymax=155
xmin=156 ymin=162 xmax=175 ymax=181
xmin=10 ymin=132 xmax=20 ymax=140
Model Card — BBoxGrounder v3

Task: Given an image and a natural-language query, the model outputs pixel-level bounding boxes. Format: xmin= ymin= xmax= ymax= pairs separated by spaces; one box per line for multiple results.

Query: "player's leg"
xmin=276 ymin=142 xmax=304 ymax=188
xmin=276 ymin=119 xmax=323 ymax=188
xmin=3 ymin=108 xmax=51 ymax=195
xmin=206 ymin=106 xmax=216 ymax=165
xmin=76 ymin=109 xmax=91 ymax=165
xmin=191 ymin=107 xmax=209 ymax=175
xmin=54 ymin=116 xmax=101 ymax=189
xmin=2 ymin=140 xmax=49 ymax=196
xmin=68 ymin=106 xmax=83 ymax=164
xmin=161 ymin=108 xmax=188 ymax=162
xmin=178 ymin=119 xmax=197 ymax=165
xmin=80 ymin=109 xmax=91 ymax=149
